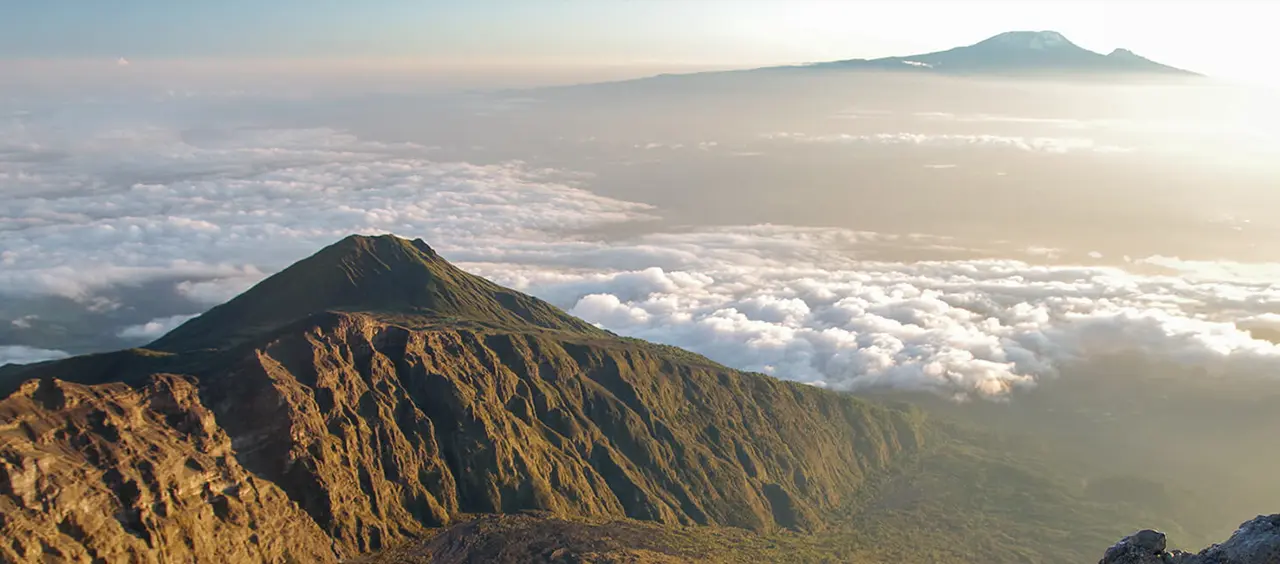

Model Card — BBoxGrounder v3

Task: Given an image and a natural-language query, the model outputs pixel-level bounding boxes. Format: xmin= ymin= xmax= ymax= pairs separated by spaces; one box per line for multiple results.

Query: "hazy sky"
xmin=1 ymin=0 xmax=1273 ymax=82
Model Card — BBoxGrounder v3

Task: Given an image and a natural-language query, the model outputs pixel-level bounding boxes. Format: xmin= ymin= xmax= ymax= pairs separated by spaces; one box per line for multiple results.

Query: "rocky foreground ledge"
xmin=1102 ymin=515 xmax=1280 ymax=564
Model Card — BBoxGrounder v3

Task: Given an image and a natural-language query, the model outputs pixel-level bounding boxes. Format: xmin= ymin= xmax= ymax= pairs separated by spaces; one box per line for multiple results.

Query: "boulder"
xmin=1101 ymin=529 xmax=1171 ymax=564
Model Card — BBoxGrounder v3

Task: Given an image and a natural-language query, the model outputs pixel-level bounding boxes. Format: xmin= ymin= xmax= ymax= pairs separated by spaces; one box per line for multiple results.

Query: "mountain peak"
xmin=983 ymin=30 xmax=1073 ymax=50
xmin=330 ymin=233 xmax=441 ymax=263
xmin=148 ymin=234 xmax=602 ymax=352
xmin=1102 ymin=47 xmax=1199 ymax=74
xmin=1106 ymin=47 xmax=1153 ymax=61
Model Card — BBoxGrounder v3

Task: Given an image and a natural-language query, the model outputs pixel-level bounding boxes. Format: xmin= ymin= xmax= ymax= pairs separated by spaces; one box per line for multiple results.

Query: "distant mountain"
xmin=803 ymin=31 xmax=1199 ymax=77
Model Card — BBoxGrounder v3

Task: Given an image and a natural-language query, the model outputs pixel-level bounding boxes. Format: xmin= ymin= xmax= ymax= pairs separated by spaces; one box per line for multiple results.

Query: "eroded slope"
xmin=204 ymin=313 xmax=925 ymax=552
xmin=0 ymin=375 xmax=337 ymax=563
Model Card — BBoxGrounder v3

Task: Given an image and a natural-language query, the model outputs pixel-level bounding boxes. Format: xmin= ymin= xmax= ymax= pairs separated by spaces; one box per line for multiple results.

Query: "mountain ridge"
xmin=0 ymin=234 xmax=929 ymax=562
xmin=527 ymin=30 xmax=1201 ymax=99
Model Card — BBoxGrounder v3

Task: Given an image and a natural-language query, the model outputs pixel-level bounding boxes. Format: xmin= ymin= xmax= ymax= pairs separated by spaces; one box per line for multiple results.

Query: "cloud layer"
xmin=761 ymin=132 xmax=1132 ymax=154
xmin=1 ymin=121 xmax=655 ymax=306
xmin=0 ymin=346 xmax=69 ymax=366
xmin=4 ymin=113 xmax=1280 ymax=398
xmin=471 ymin=227 xmax=1280 ymax=399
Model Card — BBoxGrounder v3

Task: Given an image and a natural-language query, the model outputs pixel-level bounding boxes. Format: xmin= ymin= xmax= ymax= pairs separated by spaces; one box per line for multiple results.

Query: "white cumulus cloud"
xmin=472 ymin=226 xmax=1280 ymax=399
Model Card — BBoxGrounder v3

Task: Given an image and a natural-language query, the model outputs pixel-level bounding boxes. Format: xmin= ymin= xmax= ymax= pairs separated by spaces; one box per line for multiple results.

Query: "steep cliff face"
xmin=207 ymin=314 xmax=924 ymax=552
xmin=0 ymin=375 xmax=337 ymax=563
xmin=0 ymin=235 xmax=926 ymax=562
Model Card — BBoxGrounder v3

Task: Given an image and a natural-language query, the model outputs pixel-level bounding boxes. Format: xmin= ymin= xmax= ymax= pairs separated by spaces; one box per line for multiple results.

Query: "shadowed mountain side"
xmin=0 ymin=234 xmax=926 ymax=560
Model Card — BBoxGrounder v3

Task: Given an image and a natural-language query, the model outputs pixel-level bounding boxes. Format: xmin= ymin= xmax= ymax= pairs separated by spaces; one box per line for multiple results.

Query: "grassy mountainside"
xmin=149 ymin=235 xmax=605 ymax=352
xmin=868 ymin=356 xmax=1280 ymax=548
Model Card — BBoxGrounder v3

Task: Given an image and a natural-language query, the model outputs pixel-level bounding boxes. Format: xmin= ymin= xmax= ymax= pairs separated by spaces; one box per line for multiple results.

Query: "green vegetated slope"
xmin=149 ymin=235 xmax=606 ymax=353
xmin=869 ymin=358 xmax=1280 ymax=550
xmin=819 ymin=427 xmax=1192 ymax=563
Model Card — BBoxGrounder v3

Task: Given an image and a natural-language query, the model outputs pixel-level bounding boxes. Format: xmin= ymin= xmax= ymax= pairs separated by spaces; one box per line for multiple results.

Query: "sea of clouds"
xmin=4 ymin=105 xmax=1280 ymax=399
xmin=759 ymin=131 xmax=1133 ymax=154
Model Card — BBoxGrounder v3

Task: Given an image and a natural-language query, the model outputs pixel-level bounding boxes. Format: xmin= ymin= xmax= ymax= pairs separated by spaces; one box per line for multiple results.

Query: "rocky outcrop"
xmin=0 ymin=375 xmax=337 ymax=563
xmin=0 ymin=235 xmax=928 ymax=562
xmin=1100 ymin=529 xmax=1183 ymax=564
xmin=1195 ymin=515 xmax=1280 ymax=564
xmin=1101 ymin=515 xmax=1280 ymax=564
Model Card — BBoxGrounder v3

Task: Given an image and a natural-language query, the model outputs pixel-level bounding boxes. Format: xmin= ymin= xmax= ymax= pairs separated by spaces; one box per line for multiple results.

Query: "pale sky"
xmin=1 ymin=0 xmax=1275 ymax=82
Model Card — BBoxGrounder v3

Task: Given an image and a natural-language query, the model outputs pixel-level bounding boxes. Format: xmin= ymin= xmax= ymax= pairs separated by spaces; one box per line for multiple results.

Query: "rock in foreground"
xmin=1102 ymin=515 xmax=1280 ymax=564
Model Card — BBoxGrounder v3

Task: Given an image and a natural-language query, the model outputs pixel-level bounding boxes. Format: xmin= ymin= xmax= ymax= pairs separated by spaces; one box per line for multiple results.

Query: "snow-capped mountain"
xmin=810 ymin=31 xmax=1199 ymax=76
